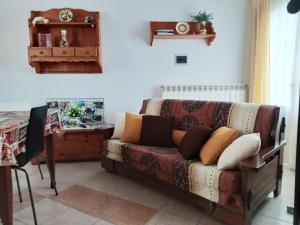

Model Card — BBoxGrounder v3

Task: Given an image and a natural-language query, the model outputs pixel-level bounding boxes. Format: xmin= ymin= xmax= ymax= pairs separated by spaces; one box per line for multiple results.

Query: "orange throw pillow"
xmin=200 ymin=127 xmax=241 ymax=165
xmin=121 ymin=113 xmax=143 ymax=143
xmin=172 ymin=129 xmax=187 ymax=146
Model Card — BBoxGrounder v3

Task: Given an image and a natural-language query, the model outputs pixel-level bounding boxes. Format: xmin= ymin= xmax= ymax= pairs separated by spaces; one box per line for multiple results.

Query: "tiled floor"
xmin=0 ymin=161 xmax=295 ymax=225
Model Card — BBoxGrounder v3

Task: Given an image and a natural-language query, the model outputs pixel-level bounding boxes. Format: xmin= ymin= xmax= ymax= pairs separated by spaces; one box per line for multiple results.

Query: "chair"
xmin=12 ymin=105 xmax=57 ymax=225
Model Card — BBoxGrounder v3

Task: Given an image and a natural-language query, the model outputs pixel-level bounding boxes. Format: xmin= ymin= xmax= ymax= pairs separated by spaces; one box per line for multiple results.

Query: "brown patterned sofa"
xmin=101 ymin=99 xmax=286 ymax=225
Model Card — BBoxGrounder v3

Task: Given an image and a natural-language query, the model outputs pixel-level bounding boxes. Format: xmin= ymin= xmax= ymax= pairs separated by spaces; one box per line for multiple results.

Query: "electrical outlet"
xmin=175 ymin=55 xmax=188 ymax=65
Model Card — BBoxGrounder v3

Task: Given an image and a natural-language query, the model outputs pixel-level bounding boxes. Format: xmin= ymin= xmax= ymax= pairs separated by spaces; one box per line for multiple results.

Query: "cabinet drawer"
xmin=52 ymin=47 xmax=75 ymax=56
xmin=29 ymin=48 xmax=52 ymax=57
xmin=75 ymin=47 xmax=97 ymax=57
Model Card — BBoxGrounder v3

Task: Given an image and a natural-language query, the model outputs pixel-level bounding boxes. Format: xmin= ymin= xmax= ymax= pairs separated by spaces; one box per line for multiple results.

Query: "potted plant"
xmin=191 ymin=10 xmax=214 ymax=34
xmin=66 ymin=105 xmax=83 ymax=127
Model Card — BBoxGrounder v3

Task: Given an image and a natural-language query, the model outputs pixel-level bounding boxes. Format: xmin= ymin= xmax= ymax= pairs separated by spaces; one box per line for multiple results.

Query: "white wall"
xmin=0 ymin=0 xmax=253 ymax=122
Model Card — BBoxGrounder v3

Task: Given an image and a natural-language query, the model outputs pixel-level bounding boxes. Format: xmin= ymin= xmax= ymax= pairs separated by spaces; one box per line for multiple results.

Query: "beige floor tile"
xmin=0 ymin=219 xmax=26 ymax=225
xmin=44 ymin=208 xmax=98 ymax=225
xmin=128 ymin=183 xmax=170 ymax=209
xmin=161 ymin=198 xmax=202 ymax=221
xmin=197 ymin=213 xmax=225 ymax=225
xmin=81 ymin=172 xmax=141 ymax=200
xmin=14 ymin=198 xmax=69 ymax=225
xmin=256 ymin=195 xmax=294 ymax=223
xmin=13 ymin=191 xmax=45 ymax=213
xmin=146 ymin=212 xmax=197 ymax=225
xmin=52 ymin=185 xmax=157 ymax=225
xmin=252 ymin=214 xmax=292 ymax=225
xmin=83 ymin=172 xmax=169 ymax=209
xmin=94 ymin=219 xmax=116 ymax=225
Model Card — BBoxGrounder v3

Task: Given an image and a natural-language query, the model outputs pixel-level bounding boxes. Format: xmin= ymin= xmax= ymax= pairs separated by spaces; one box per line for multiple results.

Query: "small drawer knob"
xmin=62 ymin=51 xmax=67 ymax=54
xmin=39 ymin=51 xmax=44 ymax=55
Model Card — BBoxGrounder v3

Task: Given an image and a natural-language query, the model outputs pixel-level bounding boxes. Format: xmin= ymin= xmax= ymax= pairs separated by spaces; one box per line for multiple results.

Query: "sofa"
xmin=100 ymin=99 xmax=286 ymax=225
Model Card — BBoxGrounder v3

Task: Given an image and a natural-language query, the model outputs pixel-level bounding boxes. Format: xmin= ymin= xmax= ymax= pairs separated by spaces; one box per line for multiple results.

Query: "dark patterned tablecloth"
xmin=0 ymin=110 xmax=62 ymax=163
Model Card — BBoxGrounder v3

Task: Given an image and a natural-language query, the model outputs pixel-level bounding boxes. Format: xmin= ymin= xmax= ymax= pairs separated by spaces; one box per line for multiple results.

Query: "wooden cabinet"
xmin=32 ymin=128 xmax=113 ymax=164
xmin=28 ymin=8 xmax=102 ymax=74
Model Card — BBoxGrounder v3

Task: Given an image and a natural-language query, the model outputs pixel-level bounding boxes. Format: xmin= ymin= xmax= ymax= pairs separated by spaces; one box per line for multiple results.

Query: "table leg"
xmin=45 ymin=135 xmax=58 ymax=195
xmin=0 ymin=166 xmax=13 ymax=225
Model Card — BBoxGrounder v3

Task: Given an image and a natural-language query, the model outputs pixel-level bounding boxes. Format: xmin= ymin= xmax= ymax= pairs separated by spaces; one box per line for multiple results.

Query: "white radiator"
xmin=161 ymin=84 xmax=248 ymax=103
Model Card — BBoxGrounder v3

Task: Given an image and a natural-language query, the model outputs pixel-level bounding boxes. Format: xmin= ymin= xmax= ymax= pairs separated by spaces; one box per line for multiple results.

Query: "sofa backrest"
xmin=140 ymin=99 xmax=280 ymax=148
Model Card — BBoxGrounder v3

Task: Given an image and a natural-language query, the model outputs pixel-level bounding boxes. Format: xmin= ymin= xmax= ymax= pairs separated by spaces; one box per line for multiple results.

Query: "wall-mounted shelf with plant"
xmin=150 ymin=10 xmax=216 ymax=46
xmin=28 ymin=8 xmax=102 ymax=74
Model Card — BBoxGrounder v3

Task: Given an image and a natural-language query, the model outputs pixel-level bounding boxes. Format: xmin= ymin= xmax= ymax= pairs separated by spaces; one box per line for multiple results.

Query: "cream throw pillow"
xmin=111 ymin=112 xmax=126 ymax=139
xmin=217 ymin=133 xmax=261 ymax=170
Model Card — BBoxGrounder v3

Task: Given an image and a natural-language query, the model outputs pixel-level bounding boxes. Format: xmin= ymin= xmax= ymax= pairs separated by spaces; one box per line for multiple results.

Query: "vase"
xmin=60 ymin=30 xmax=69 ymax=47
xmin=199 ymin=21 xmax=207 ymax=35
xmin=69 ymin=118 xmax=78 ymax=127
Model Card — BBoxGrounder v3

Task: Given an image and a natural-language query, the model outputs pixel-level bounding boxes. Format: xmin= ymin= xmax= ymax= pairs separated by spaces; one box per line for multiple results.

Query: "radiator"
xmin=161 ymin=84 xmax=248 ymax=102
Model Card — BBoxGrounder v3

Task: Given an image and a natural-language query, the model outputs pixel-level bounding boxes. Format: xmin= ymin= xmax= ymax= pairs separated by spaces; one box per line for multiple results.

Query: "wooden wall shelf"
xmin=150 ymin=21 xmax=216 ymax=46
xmin=28 ymin=8 xmax=102 ymax=74
xmin=33 ymin=22 xmax=96 ymax=28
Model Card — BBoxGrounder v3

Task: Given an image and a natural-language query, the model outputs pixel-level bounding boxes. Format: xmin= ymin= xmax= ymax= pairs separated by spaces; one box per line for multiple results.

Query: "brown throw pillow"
xmin=178 ymin=126 xmax=214 ymax=159
xmin=139 ymin=115 xmax=174 ymax=147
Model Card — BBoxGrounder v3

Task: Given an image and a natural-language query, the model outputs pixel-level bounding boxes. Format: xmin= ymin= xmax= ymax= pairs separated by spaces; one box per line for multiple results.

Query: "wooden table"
xmin=0 ymin=110 xmax=61 ymax=225
xmin=0 ymin=160 xmax=14 ymax=225
xmin=0 ymin=137 xmax=57 ymax=225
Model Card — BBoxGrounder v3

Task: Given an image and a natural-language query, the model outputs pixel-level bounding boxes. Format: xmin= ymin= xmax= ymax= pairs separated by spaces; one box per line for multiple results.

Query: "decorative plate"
xmin=176 ymin=22 xmax=190 ymax=35
xmin=59 ymin=9 xmax=73 ymax=22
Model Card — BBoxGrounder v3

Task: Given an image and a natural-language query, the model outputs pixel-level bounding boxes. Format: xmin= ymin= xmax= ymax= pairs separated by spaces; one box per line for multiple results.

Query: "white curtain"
xmin=270 ymin=0 xmax=300 ymax=169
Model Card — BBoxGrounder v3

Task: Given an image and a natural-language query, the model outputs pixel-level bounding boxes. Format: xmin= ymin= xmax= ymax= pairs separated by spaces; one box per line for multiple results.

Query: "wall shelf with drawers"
xmin=28 ymin=8 xmax=102 ymax=74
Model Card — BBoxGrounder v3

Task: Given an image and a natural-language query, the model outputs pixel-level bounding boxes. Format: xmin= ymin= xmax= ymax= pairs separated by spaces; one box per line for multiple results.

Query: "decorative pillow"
xmin=172 ymin=129 xmax=187 ymax=146
xmin=139 ymin=115 xmax=174 ymax=147
xmin=200 ymin=127 xmax=241 ymax=165
xmin=121 ymin=113 xmax=143 ymax=143
xmin=217 ymin=133 xmax=261 ymax=170
xmin=178 ymin=126 xmax=214 ymax=159
xmin=111 ymin=112 xmax=125 ymax=139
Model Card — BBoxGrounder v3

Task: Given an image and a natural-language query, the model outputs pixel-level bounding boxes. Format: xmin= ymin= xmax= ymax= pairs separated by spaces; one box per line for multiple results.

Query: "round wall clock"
xmin=59 ymin=9 xmax=73 ymax=22
xmin=176 ymin=22 xmax=190 ymax=35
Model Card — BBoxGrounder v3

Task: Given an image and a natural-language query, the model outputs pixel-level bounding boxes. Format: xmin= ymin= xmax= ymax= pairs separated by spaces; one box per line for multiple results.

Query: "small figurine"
xmin=84 ymin=16 xmax=95 ymax=27
xmin=60 ymin=30 xmax=69 ymax=47
xmin=32 ymin=16 xmax=49 ymax=26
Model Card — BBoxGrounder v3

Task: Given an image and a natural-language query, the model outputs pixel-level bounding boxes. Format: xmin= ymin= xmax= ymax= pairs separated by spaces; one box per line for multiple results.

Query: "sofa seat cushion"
xmin=121 ymin=144 xmax=182 ymax=184
xmin=103 ymin=140 xmax=242 ymax=207
xmin=105 ymin=139 xmax=127 ymax=162
xmin=189 ymin=162 xmax=242 ymax=206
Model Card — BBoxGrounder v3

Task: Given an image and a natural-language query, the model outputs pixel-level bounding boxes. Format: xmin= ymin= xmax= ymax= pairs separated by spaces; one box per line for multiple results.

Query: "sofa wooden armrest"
xmin=239 ymin=141 xmax=286 ymax=172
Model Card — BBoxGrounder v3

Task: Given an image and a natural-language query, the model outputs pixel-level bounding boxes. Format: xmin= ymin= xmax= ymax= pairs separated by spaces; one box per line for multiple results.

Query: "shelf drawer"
xmin=29 ymin=48 xmax=52 ymax=57
xmin=75 ymin=47 xmax=97 ymax=57
xmin=52 ymin=47 xmax=75 ymax=56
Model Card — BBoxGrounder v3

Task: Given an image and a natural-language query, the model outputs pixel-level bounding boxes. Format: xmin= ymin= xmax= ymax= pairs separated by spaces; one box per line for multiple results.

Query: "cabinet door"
xmin=52 ymin=47 xmax=75 ymax=57
xmin=75 ymin=47 xmax=97 ymax=57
